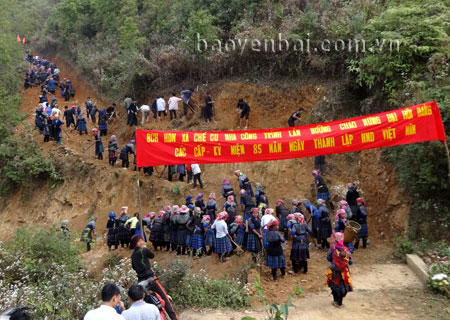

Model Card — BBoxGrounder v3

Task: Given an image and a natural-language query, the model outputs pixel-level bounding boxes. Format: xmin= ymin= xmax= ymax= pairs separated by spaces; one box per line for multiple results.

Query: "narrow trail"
xmin=181 ymin=263 xmax=444 ymax=320
xmin=3 ymin=55 xmax=439 ymax=318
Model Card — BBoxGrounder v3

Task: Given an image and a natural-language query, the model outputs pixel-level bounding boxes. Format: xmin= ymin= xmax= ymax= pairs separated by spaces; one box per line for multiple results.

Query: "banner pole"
xmin=135 ymin=127 xmax=144 ymax=238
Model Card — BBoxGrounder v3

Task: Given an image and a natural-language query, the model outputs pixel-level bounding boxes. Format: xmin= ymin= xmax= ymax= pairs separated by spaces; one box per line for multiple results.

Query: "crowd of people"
xmin=26 ymin=56 xmax=370 ymax=317
xmin=76 ymin=167 xmax=368 ymax=316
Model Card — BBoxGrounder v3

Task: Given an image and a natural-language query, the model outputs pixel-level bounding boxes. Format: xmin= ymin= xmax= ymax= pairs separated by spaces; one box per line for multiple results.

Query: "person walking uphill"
xmin=92 ymin=128 xmax=104 ymax=160
xmin=130 ymin=235 xmax=178 ymax=320
xmin=312 ymin=170 xmax=334 ymax=209
xmin=181 ymin=89 xmax=195 ymax=116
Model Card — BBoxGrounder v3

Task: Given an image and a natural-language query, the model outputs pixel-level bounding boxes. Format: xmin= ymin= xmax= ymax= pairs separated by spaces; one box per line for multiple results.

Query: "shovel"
xmin=82 ymin=141 xmax=96 ymax=152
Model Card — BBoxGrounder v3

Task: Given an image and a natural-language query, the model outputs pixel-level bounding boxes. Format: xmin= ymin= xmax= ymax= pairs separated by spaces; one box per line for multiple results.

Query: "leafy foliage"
xmin=242 ymin=275 xmax=303 ymax=320
xmin=154 ymin=259 xmax=249 ymax=309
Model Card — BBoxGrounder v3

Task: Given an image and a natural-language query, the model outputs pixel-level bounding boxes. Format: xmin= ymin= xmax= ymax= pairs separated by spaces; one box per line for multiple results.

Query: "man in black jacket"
xmin=130 ymin=235 xmax=178 ymax=320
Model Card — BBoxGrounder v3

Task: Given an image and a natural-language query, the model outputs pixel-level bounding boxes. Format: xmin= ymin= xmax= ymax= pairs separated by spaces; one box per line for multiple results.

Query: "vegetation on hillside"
xmin=37 ymin=0 xmax=450 ymax=238
xmin=0 ymin=0 xmax=61 ymax=198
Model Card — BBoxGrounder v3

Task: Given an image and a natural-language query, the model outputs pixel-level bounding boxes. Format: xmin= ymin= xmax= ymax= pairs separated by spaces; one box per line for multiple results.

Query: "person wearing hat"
xmin=187 ymin=207 xmax=204 ymax=256
xmin=81 ymin=217 xmax=97 ymax=252
xmin=236 ymin=98 xmax=250 ymax=129
xmin=224 ymin=195 xmax=237 ymax=224
xmin=205 ymin=193 xmax=218 ymax=221
xmin=221 ymin=178 xmax=235 ymax=199
xmin=346 ymin=183 xmax=360 ymax=218
xmin=288 ymin=107 xmax=305 ymax=127
xmin=289 ymin=213 xmax=311 ymax=274
xmin=118 ymin=207 xmax=131 ymax=248
xmin=334 ymin=209 xmax=347 ymax=233
xmin=202 ymin=214 xmax=215 ymax=255
xmin=92 ymin=128 xmax=104 ymax=160
xmin=119 ymin=140 xmax=135 ymax=168
xmin=130 ymin=235 xmax=179 ymax=320
xmin=108 ymin=135 xmax=119 ymax=166
xmin=354 ymin=198 xmax=368 ymax=249
xmin=261 ymin=208 xmax=276 ymax=249
xmin=265 ymin=219 xmax=286 ymax=280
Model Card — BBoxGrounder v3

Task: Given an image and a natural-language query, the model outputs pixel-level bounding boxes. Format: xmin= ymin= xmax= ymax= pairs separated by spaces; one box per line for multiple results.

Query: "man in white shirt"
xmin=156 ymin=96 xmax=166 ymax=121
xmin=167 ymin=92 xmax=182 ymax=120
xmin=121 ymin=285 xmax=161 ymax=320
xmin=190 ymin=164 xmax=204 ymax=189
xmin=51 ymin=105 xmax=61 ymax=117
xmin=84 ymin=283 xmax=125 ymax=320
xmin=140 ymin=104 xmax=150 ymax=125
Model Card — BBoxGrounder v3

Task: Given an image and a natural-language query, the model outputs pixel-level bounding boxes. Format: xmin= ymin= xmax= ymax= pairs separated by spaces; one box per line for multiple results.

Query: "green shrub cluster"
xmin=154 ymin=259 xmax=249 ymax=309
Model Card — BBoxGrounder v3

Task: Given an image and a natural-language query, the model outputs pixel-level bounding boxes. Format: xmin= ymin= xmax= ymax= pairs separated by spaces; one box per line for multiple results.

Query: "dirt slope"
xmin=0 ymin=55 xmax=413 ymax=305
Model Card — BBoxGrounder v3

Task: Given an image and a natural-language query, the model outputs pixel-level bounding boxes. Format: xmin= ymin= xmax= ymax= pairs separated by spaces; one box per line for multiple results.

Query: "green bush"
xmin=428 ymin=262 xmax=450 ymax=296
xmin=394 ymin=237 xmax=416 ymax=261
xmin=154 ymin=259 xmax=249 ymax=309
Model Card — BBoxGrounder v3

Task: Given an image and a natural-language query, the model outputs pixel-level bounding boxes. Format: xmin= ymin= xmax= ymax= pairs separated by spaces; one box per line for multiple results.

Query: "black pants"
xmin=193 ymin=173 xmax=203 ymax=188
xmin=183 ymin=101 xmax=195 ymax=115
xmin=87 ymin=241 xmax=92 ymax=251
xmin=321 ymin=238 xmax=330 ymax=249
xmin=158 ymin=110 xmax=167 ymax=118
xmin=122 ymin=160 xmax=129 ymax=168
xmin=332 ymin=291 xmax=344 ymax=306
xmin=292 ymin=260 xmax=308 ymax=273
xmin=271 ymin=267 xmax=286 ymax=280
xmin=354 ymin=237 xmax=367 ymax=249
xmin=169 ymin=110 xmax=177 ymax=120
xmin=178 ymin=173 xmax=185 ymax=182
xmin=100 ymin=129 xmax=107 ymax=136
xmin=187 ymin=172 xmax=193 ymax=183
xmin=146 ymin=278 xmax=178 ymax=320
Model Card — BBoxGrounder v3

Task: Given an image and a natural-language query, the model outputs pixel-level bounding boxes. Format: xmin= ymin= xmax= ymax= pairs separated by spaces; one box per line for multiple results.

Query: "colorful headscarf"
xmin=110 ymin=135 xmax=117 ymax=142
xmin=223 ymin=178 xmax=231 ymax=185
xmin=121 ymin=206 xmax=128 ymax=214
xmin=158 ymin=210 xmax=165 ymax=218
xmin=227 ymin=195 xmax=234 ymax=203
xmin=202 ymin=215 xmax=211 ymax=222
xmin=338 ymin=200 xmax=348 ymax=208
xmin=180 ymin=205 xmax=189 ymax=213
xmin=331 ymin=232 xmax=345 ymax=249
xmin=208 ymin=192 xmax=216 ymax=200
xmin=239 ymin=189 xmax=246 ymax=195
xmin=356 ymin=197 xmax=366 ymax=205
xmin=218 ymin=211 xmax=228 ymax=220
xmin=336 ymin=209 xmax=346 ymax=222
xmin=172 ymin=205 xmax=180 ymax=214
xmin=292 ymin=199 xmax=299 ymax=206
xmin=267 ymin=219 xmax=279 ymax=229
xmin=109 ymin=211 xmax=116 ymax=221
xmin=195 ymin=193 xmax=203 ymax=201
xmin=312 ymin=169 xmax=320 ymax=177
xmin=316 ymin=199 xmax=325 ymax=206
xmin=165 ymin=205 xmax=172 ymax=212
xmin=265 ymin=208 xmax=274 ymax=215
xmin=186 ymin=195 xmax=193 ymax=202
xmin=276 ymin=199 xmax=284 ymax=206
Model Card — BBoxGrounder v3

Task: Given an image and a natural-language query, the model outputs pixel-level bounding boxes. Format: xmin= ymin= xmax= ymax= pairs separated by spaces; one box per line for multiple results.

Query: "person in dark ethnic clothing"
xmin=265 ymin=219 xmax=286 ymax=281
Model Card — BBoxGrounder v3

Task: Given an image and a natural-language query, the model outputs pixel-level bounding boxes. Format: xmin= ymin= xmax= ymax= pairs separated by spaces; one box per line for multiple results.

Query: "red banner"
xmin=136 ymin=101 xmax=446 ymax=167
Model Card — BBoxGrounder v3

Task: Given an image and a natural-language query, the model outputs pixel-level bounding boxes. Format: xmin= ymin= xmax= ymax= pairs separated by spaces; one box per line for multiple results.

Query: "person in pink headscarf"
xmin=205 ymin=192 xmax=218 ymax=221
xmin=289 ymin=213 xmax=312 ymax=274
xmin=334 ymin=209 xmax=347 ymax=233
xmin=326 ymin=232 xmax=353 ymax=308
xmin=212 ymin=211 xmax=233 ymax=262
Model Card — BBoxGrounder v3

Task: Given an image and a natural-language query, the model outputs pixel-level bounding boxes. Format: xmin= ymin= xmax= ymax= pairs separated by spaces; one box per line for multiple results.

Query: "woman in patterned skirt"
xmin=212 ymin=212 xmax=233 ymax=262
xmin=265 ymin=219 xmax=286 ymax=281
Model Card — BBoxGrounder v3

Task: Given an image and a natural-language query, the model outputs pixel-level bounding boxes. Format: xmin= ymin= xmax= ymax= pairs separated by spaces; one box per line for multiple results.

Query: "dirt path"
xmin=181 ymin=263 xmax=446 ymax=320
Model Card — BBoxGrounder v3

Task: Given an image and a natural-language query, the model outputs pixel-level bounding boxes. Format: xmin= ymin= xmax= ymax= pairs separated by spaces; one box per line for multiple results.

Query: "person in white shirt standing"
xmin=190 ymin=164 xmax=204 ymax=189
xmin=211 ymin=211 xmax=233 ymax=262
xmin=140 ymin=104 xmax=150 ymax=125
xmin=121 ymin=285 xmax=161 ymax=320
xmin=156 ymin=96 xmax=166 ymax=121
xmin=84 ymin=283 xmax=125 ymax=320
xmin=167 ymin=92 xmax=182 ymax=121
